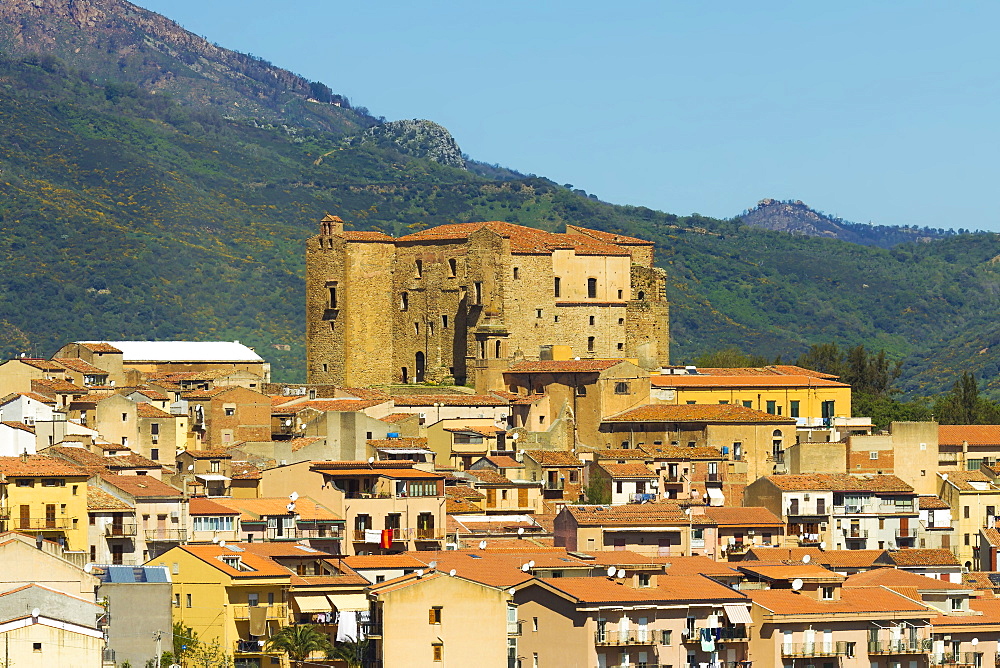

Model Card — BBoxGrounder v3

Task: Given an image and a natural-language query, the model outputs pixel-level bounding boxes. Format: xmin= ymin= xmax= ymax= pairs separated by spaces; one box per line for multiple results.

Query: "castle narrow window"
xmin=536 ymin=309 xmax=543 ymax=318
xmin=479 ymin=341 xmax=486 ymax=359
xmin=587 ymin=278 xmax=597 ymax=298
xmin=442 ymin=315 xmax=448 ymax=328
xmin=615 ymin=382 xmax=630 ymax=395
xmin=328 ymin=285 xmax=338 ymax=309
xmin=474 ymin=282 xmax=483 ymax=304
xmin=637 ymin=290 xmax=645 ymax=300
xmin=414 ymin=322 xmax=420 ymax=335
xmin=618 ymin=289 xmax=623 ymax=299
xmin=618 ymin=318 xmax=624 ymax=325
xmin=589 ymin=316 xmax=595 ymax=326
xmin=495 ymin=340 xmax=502 ymax=358
xmin=448 ymin=258 xmax=457 ymax=277
xmin=401 ymin=292 xmax=409 ymax=310
xmin=513 ymin=267 xmax=520 ymax=279
xmin=554 ymin=277 xmax=561 ymax=297
xmin=587 ymin=336 xmax=595 ymax=352
xmin=415 ymin=259 xmax=423 ymax=277
xmin=617 ymin=342 xmax=624 ymax=350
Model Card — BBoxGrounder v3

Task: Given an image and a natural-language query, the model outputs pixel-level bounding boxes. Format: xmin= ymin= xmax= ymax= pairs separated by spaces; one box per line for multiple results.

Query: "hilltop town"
xmin=0 ymin=216 xmax=997 ymax=667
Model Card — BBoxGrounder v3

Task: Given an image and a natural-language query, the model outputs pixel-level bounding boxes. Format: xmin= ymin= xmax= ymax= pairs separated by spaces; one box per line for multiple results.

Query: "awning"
xmin=292 ymin=594 xmax=334 ymax=613
xmin=724 ymin=603 xmax=753 ymax=625
xmin=195 ymin=473 xmax=231 ymax=482
xmin=707 ymin=487 xmax=725 ymax=506
xmin=329 ymin=593 xmax=369 ymax=611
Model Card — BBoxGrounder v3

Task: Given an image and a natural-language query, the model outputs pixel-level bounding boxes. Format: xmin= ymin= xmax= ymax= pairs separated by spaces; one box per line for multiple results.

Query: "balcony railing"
xmin=630 ymin=493 xmax=657 ymax=503
xmin=232 ymin=604 xmax=287 ymax=621
xmin=144 ymin=529 xmax=188 ymax=542
xmin=706 ymin=472 xmax=721 ymax=483
xmin=682 ymin=627 xmax=749 ymax=643
xmin=843 ymin=529 xmax=868 ymax=539
xmin=931 ymin=652 xmax=980 ymax=666
xmin=834 ymin=503 xmax=915 ymax=515
xmin=415 ymin=528 xmax=443 ymax=541
xmin=263 ymin=526 xmax=342 ymax=541
xmin=594 ymin=631 xmax=657 ymax=646
xmin=352 ymin=528 xmax=412 ymax=542
xmin=938 ymin=452 xmax=960 ymax=464
xmin=543 ymin=481 xmax=565 ymax=491
xmin=895 ymin=528 xmax=918 ymax=539
xmin=507 ymin=620 xmax=523 ymax=636
xmin=234 ymin=639 xmax=281 ymax=654
xmin=869 ymin=639 xmax=932 ymax=654
xmin=661 ymin=474 xmax=683 ymax=483
xmin=782 ymin=642 xmax=848 ymax=657
xmin=105 ymin=523 xmax=137 ymax=537
xmin=16 ymin=517 xmax=71 ymax=530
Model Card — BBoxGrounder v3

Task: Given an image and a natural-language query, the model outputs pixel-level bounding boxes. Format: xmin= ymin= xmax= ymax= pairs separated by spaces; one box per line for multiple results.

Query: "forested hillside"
xmin=2 ymin=7 xmax=1000 ymax=397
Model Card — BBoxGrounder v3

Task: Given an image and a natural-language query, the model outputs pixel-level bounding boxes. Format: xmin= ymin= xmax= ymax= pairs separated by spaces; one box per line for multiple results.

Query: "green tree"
xmin=266 ymin=624 xmax=333 ymax=668
xmin=796 ymin=343 xmax=846 ymax=378
xmin=583 ymin=478 xmax=610 ymax=504
xmin=173 ymin=621 xmax=199 ymax=663
xmin=693 ymin=347 xmax=768 ymax=368
xmin=187 ymin=638 xmax=233 ymax=668
xmin=327 ymin=637 xmax=371 ymax=668
xmin=933 ymin=372 xmax=1000 ymax=425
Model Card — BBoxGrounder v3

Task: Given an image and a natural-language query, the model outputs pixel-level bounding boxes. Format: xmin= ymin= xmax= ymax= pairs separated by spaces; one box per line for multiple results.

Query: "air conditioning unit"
xmin=804 ymin=494 xmax=811 ymax=501
xmin=820 ymin=522 xmax=828 ymax=529
xmin=170 ymin=512 xmax=179 ymax=520
xmin=418 ymin=413 xmax=427 ymax=419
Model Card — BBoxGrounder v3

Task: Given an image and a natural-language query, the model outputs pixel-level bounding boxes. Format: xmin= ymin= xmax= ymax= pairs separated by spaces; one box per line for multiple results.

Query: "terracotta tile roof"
xmin=651 ymin=374 xmax=849 ymax=389
xmin=0 ymin=455 xmax=86 ymax=477
xmin=479 ymin=455 xmax=522 ymax=469
xmin=341 ymin=230 xmax=394 ymax=242
xmin=919 ymin=495 xmax=950 ymax=509
xmin=288 ymin=437 xmax=323 ymax=452
xmin=507 ymin=359 xmax=625 ymax=374
xmin=941 ymin=470 xmax=1000 ymax=492
xmin=51 ymin=446 xmax=158 ymax=470
xmin=181 ymin=387 xmax=232 ymax=399
xmin=445 ymin=485 xmax=485 ymax=500
xmin=18 ymin=359 xmax=67 ymax=372
xmin=50 ymin=358 xmax=105 ymax=375
xmin=210 ymin=497 xmax=341 ymax=522
xmin=844 ymin=568 xmax=969 ymax=590
xmin=765 ymin=474 xmax=914 ymax=493
xmin=930 ymin=597 xmax=1000 ymax=626
xmin=100 ymin=474 xmax=183 ymax=498
xmin=594 ymin=448 xmax=649 ymax=461
xmin=341 ymin=554 xmax=428 ymax=570
xmin=820 ymin=549 xmax=887 ymax=568
xmin=129 ymin=388 xmax=170 ymax=401
xmin=606 ymin=403 xmax=794 ymax=424
xmin=885 ymin=549 xmax=961 ymax=567
xmin=380 ymin=413 xmax=415 ymax=424
xmin=490 ymin=390 xmax=544 ymax=406
xmin=447 ymin=497 xmax=483 ymax=513
xmin=285 ymin=399 xmax=384 ymax=414
xmin=396 ymin=221 xmax=633 ymax=256
xmin=738 ymin=563 xmax=844 ymax=582
xmin=136 ymin=403 xmax=172 ymax=419
xmin=565 ymin=225 xmax=655 ymax=246
xmin=367 ymin=437 xmax=429 ymax=450
xmin=189 ymin=497 xmax=242 ymax=516
xmin=939 ymin=425 xmax=1000 ymax=446
xmin=310 ymin=463 xmax=445 ymax=480
xmin=742 ymin=547 xmax=825 ymax=563
xmin=702 ymin=506 xmax=783 ymax=526
xmin=564 ymin=502 xmax=688 ymax=526
xmin=639 ymin=444 xmax=724 ymax=459
xmin=181 ymin=449 xmax=233 ymax=459
xmin=0 ymin=391 xmax=57 ymax=405
xmin=0 ymin=421 xmax=34 ymax=434
xmin=748 ymin=586 xmax=929 ymax=616
xmin=466 ymin=469 xmax=514 ymax=485
xmin=523 ymin=450 xmax=582 ymax=467
xmin=230 ymin=461 xmax=264 ymax=480
xmin=548 ymin=574 xmax=746 ymax=603
xmin=654 ymin=555 xmax=741 ymax=577
xmin=87 ymin=487 xmax=132 ymax=511
xmin=31 ymin=378 xmax=86 ymax=394
xmin=389 ymin=394 xmax=508 ymax=407
xmin=983 ymin=528 xmax=1000 ymax=548
xmin=74 ymin=342 xmax=121 ymax=353
xmin=179 ymin=544 xmax=292 ymax=579
xmin=597 ymin=462 xmax=656 ymax=479
xmin=692 ymin=365 xmax=839 ymax=379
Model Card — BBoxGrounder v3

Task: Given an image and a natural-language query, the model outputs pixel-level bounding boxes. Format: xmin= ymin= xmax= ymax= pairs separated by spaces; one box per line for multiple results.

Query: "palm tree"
xmin=266 ymin=624 xmax=332 ymax=668
xmin=327 ymin=637 xmax=370 ymax=668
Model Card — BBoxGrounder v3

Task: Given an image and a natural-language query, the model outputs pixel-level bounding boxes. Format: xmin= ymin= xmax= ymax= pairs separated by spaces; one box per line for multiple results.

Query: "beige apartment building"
xmin=305 ymin=216 xmax=670 ymax=388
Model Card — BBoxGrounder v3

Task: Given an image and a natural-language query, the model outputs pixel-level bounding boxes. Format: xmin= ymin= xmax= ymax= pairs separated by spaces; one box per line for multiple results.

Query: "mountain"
xmin=737 ymin=198 xmax=956 ymax=248
xmin=2 ymin=0 xmax=1000 ymax=400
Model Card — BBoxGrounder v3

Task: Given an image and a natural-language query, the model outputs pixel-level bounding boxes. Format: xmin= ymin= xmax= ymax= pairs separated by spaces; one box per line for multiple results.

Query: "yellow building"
xmin=939 ymin=470 xmax=1000 ymax=569
xmin=0 ymin=455 xmax=89 ymax=552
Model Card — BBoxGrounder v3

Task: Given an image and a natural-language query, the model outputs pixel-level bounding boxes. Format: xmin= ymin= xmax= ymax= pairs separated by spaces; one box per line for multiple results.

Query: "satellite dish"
xmin=616 ymin=568 xmax=626 ymax=579
xmin=972 ymin=637 xmax=979 ymax=646
xmin=728 ymin=537 xmax=736 ymax=546
xmin=428 ymin=561 xmax=438 ymax=570
xmin=449 ymin=569 xmax=457 ymax=577
xmin=187 ymin=465 xmax=194 ymax=471
xmin=607 ymin=566 xmax=617 ymax=577
xmin=219 ymin=540 xmax=226 ymax=548
xmin=521 ymin=563 xmax=530 ymax=572
xmin=510 ymin=433 xmax=519 ymax=441
xmin=289 ymin=491 xmax=299 ymax=501
xmin=802 ymin=554 xmax=811 ymax=564
xmin=791 ymin=578 xmax=803 ymax=591
xmin=508 ymin=588 xmax=516 ymax=595
xmin=416 ymin=569 xmax=424 ymax=576
xmin=368 ymin=456 xmax=375 ymax=464
xmin=286 ymin=503 xmax=296 ymax=512
xmin=84 ymin=564 xmax=93 ymax=574
xmin=820 ymin=541 xmax=827 ymax=550
xmin=518 ymin=527 xmax=525 ymax=535
xmin=479 ymin=540 xmax=487 ymax=550
xmin=30 ymin=608 xmax=39 ymax=618
xmin=528 ymin=560 xmax=535 ymax=568
xmin=211 ymin=536 xmax=220 ymax=543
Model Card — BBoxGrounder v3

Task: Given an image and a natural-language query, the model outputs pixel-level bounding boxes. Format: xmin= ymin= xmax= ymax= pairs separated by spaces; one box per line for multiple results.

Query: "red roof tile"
xmin=0 ymin=455 xmax=86 ymax=477
xmin=606 ymin=403 xmax=794 ymax=424
xmin=885 ymin=549 xmax=961 ymax=567
xmin=766 ymin=474 xmax=913 ymax=493
xmin=651 ymin=374 xmax=849 ymax=388
xmin=702 ymin=506 xmax=783 ymax=526
xmin=598 ymin=462 xmax=656 ymax=479
xmin=939 ymin=425 xmax=1000 ymax=446
xmin=507 ymin=359 xmax=626 ymax=374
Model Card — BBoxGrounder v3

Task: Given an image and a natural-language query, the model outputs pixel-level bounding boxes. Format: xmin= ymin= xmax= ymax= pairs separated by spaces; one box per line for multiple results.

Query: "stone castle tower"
xmin=305 ymin=216 xmax=670 ymax=389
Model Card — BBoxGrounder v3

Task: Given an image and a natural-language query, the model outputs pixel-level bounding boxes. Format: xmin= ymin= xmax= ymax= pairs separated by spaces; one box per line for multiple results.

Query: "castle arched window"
xmin=400 ymin=292 xmax=409 ymax=311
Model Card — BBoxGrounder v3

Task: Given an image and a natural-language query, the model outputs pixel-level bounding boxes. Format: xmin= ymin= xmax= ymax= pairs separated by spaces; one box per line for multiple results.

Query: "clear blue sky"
xmin=134 ymin=0 xmax=1000 ymax=231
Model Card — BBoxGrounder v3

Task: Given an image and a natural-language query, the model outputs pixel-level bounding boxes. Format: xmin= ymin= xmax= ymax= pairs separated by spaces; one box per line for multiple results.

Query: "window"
xmin=32 ymin=643 xmax=41 ymax=652
xmin=400 ymin=292 xmax=409 ymax=311
xmin=442 ymin=315 xmax=448 ymax=328
xmin=554 ymin=277 xmax=561 ymax=297
xmin=618 ymin=318 xmax=624 ymax=325
xmin=224 ymin=407 xmax=235 ymax=416
xmin=661 ymin=629 xmax=672 ymax=645
xmin=414 ymin=322 xmax=420 ymax=335
xmin=432 ymin=644 xmax=443 ymax=662
xmin=536 ymin=309 xmax=543 ymax=319
xmin=248 ymin=593 xmax=259 ymax=607
xmin=587 ymin=336 xmax=595 ymax=352
xmin=121 ymin=436 xmax=128 ymax=447
xmin=186 ymin=594 xmax=192 ymax=608
xmin=429 ymin=607 xmax=442 ymax=624
xmin=587 ymin=278 xmax=597 ymax=298
xmin=415 ymin=259 xmax=423 ymax=277
xmin=268 ymin=592 xmax=274 ymax=605
xmin=821 ymin=586 xmax=834 ymax=600
xmin=617 ymin=289 xmax=623 ymax=299
xmin=174 ymin=593 xmax=180 ymax=607
xmin=210 ymin=460 xmax=221 ymax=473
xmin=553 ymin=315 xmax=559 ymax=322
xmin=789 ymin=400 xmax=800 ymax=418
xmin=122 ymin=413 xmax=128 ymax=422
xmin=41 ymin=478 xmax=65 ymax=487
xmin=150 ymin=448 xmax=159 ymax=461
xmin=448 ymin=258 xmax=457 ymax=277
xmin=965 ymin=533 xmax=970 ymax=546
xmin=576 ymin=384 xmax=587 ymax=397
xmin=150 ymin=422 xmax=160 ymax=436
xmin=638 ymin=573 xmax=651 ymax=587
xmin=951 ymin=597 xmax=962 ymax=611
xmin=869 ymin=451 xmax=879 ymax=460
xmin=589 ymin=315 xmax=595 ymax=326
xmin=617 ymin=342 xmax=624 ymax=350
xmin=474 ymin=282 xmax=483 ymax=304
xmin=513 ymin=267 xmax=519 ymax=279
xmin=742 ymin=400 xmax=752 ymax=408
xmin=614 ymin=382 xmax=630 ymax=395
xmin=532 ymin=617 xmax=538 ymax=632
xmin=766 ymin=400 xmax=776 ymax=414
xmin=193 ymin=516 xmax=235 ymax=531
xmin=964 ymin=506 xmax=970 ymax=519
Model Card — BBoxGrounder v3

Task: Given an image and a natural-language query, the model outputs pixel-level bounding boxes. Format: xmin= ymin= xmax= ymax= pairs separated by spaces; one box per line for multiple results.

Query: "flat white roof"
xmin=81 ymin=341 xmax=264 ymax=363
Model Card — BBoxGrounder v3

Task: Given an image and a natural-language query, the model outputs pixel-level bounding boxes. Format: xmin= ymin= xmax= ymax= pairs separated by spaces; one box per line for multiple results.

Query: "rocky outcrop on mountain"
xmin=359 ymin=120 xmax=466 ymax=168
xmin=0 ymin=0 xmax=369 ymax=134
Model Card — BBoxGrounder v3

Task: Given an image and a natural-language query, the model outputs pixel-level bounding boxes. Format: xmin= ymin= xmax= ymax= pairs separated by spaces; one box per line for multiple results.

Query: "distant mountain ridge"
xmin=737 ymin=198 xmax=958 ymax=248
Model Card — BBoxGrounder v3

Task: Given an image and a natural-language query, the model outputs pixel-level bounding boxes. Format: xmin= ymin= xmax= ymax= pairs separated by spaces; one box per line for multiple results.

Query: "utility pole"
xmin=154 ymin=629 xmax=162 ymax=668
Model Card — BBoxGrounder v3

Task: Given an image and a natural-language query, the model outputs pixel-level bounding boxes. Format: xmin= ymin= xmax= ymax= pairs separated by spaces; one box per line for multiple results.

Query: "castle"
xmin=305 ymin=216 xmax=670 ymax=389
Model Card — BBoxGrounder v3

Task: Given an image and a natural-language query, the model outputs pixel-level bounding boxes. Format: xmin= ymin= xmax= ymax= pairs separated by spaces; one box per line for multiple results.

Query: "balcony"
xmin=782 ymin=641 xmax=848 ymax=657
xmin=415 ymin=528 xmax=444 ymax=541
xmin=144 ymin=529 xmax=188 ymax=542
xmin=630 ymin=493 xmax=657 ymax=504
xmin=232 ymin=604 xmax=287 ymax=621
xmin=234 ymin=639 xmax=282 ymax=654
xmin=938 ymin=452 xmax=960 ymax=464
xmin=105 ymin=523 xmax=137 ymax=537
xmin=594 ymin=631 xmax=657 ymax=646
xmin=931 ymin=653 xmax=980 ymax=667
xmin=869 ymin=640 xmax=932 ymax=655
xmin=706 ymin=472 xmax=721 ymax=483
xmin=686 ymin=627 xmax=749 ymax=643
xmin=507 ymin=619 xmax=523 ymax=636
xmin=15 ymin=517 xmax=72 ymax=531
xmin=263 ymin=525 xmax=342 ymax=541
xmin=543 ymin=480 xmax=565 ymax=491
xmin=843 ymin=529 xmax=868 ymax=539
xmin=924 ymin=520 xmax=956 ymax=530
xmin=352 ymin=528 xmax=412 ymax=542
xmin=895 ymin=528 xmax=918 ymax=539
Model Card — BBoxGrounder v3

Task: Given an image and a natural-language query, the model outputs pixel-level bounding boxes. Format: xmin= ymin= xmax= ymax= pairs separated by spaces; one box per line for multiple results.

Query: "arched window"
xmin=495 ymin=340 xmax=502 ymax=358
xmin=637 ymin=290 xmax=645 ymax=300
